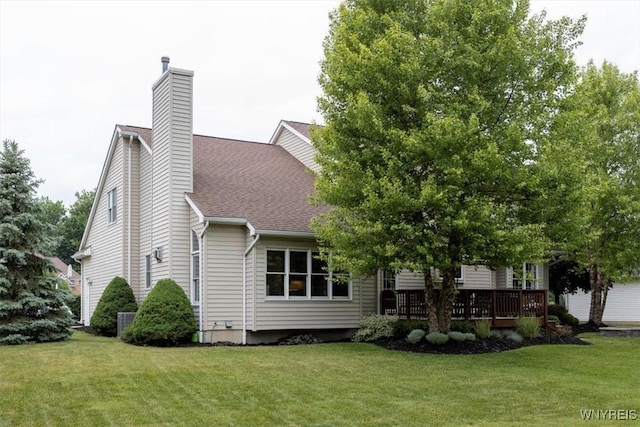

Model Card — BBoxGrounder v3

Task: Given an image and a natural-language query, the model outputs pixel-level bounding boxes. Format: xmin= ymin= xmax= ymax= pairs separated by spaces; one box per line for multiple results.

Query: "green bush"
xmin=547 ymin=315 xmax=560 ymax=323
xmin=393 ymin=319 xmax=428 ymax=338
xmin=406 ymin=329 xmax=426 ymax=344
xmin=425 ymin=332 xmax=449 ymax=345
xmin=463 ymin=332 xmax=476 ymax=341
xmin=548 ymin=304 xmax=579 ymax=327
xmin=515 ymin=315 xmax=540 ymax=338
xmin=474 ymin=319 xmax=492 ymax=339
xmin=504 ymin=329 xmax=523 ymax=342
xmin=450 ymin=320 xmax=473 ymax=333
xmin=122 ymin=279 xmax=196 ymax=346
xmin=448 ymin=331 xmax=467 ymax=342
xmin=68 ymin=295 xmax=81 ymax=320
xmin=90 ymin=277 xmax=137 ymax=337
xmin=352 ymin=314 xmax=397 ymax=342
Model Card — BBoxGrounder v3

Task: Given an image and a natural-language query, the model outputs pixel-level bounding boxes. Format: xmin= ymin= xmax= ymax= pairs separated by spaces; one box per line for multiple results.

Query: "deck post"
xmin=518 ymin=290 xmax=523 ymax=317
xmin=491 ymin=291 xmax=497 ymax=327
xmin=464 ymin=290 xmax=470 ymax=321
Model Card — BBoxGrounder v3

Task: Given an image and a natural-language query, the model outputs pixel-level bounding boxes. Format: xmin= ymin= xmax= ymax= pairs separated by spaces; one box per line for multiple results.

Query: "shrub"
xmin=352 ymin=314 xmax=397 ymax=342
xmin=490 ymin=329 xmax=503 ymax=339
xmin=474 ymin=319 xmax=492 ymax=339
xmin=516 ymin=315 xmax=540 ymax=338
xmin=122 ymin=279 xmax=196 ymax=346
xmin=448 ymin=331 xmax=467 ymax=342
xmin=504 ymin=330 xmax=523 ymax=342
xmin=90 ymin=277 xmax=138 ymax=337
xmin=548 ymin=304 xmax=579 ymax=327
xmin=393 ymin=319 xmax=428 ymax=338
xmin=463 ymin=332 xmax=476 ymax=341
xmin=547 ymin=315 xmax=560 ymax=323
xmin=68 ymin=295 xmax=81 ymax=320
xmin=406 ymin=329 xmax=426 ymax=344
xmin=450 ymin=320 xmax=473 ymax=333
xmin=425 ymin=332 xmax=449 ymax=345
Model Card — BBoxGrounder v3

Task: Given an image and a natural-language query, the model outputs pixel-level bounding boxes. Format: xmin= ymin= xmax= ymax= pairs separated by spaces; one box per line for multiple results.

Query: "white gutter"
xmin=198 ymin=221 xmax=209 ymax=343
xmin=243 ymin=229 xmax=260 ymax=345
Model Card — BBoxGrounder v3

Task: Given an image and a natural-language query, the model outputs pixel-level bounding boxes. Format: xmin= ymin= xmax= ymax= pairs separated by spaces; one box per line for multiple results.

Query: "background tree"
xmin=34 ymin=196 xmax=66 ymax=257
xmin=312 ymin=0 xmax=584 ymax=332
xmin=0 ymin=140 xmax=73 ymax=345
xmin=548 ymin=260 xmax=590 ymax=305
xmin=57 ymin=189 xmax=95 ymax=265
xmin=546 ymin=62 xmax=640 ymax=325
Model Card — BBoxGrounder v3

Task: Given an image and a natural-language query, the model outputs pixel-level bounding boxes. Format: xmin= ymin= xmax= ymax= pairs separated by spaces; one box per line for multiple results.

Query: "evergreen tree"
xmin=0 ymin=140 xmax=74 ymax=345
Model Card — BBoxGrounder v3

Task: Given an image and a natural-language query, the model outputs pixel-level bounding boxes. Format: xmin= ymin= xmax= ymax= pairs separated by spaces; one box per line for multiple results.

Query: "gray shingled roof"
xmin=283 ymin=120 xmax=312 ymax=140
xmin=119 ymin=124 xmax=327 ymax=233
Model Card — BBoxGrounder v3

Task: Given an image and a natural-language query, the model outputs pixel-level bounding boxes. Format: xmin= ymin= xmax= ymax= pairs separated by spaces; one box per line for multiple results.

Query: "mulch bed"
xmin=374 ymin=333 xmax=591 ymax=355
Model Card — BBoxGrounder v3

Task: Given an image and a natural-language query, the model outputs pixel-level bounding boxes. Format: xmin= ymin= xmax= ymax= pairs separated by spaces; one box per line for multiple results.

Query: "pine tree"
xmin=0 ymin=139 xmax=74 ymax=345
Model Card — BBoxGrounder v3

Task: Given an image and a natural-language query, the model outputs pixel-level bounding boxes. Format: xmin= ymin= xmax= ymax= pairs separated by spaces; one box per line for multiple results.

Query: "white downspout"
xmin=243 ymin=232 xmax=260 ymax=345
xmin=198 ymin=221 xmax=209 ymax=343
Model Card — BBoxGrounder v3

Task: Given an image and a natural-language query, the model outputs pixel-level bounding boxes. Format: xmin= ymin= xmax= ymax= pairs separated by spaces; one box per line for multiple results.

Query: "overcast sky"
xmin=1 ymin=0 xmax=639 ymax=207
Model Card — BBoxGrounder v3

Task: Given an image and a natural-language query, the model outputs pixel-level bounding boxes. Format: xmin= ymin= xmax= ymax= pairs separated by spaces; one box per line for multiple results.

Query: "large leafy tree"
xmin=34 ymin=196 xmax=66 ymax=257
xmin=312 ymin=0 xmax=584 ymax=332
xmin=0 ymin=140 xmax=74 ymax=345
xmin=57 ymin=189 xmax=95 ymax=265
xmin=546 ymin=62 xmax=640 ymax=325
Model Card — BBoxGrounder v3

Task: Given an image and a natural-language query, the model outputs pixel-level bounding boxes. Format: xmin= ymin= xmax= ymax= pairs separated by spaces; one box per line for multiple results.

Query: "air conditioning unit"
xmin=152 ymin=247 xmax=163 ymax=262
xmin=117 ymin=312 xmax=136 ymax=338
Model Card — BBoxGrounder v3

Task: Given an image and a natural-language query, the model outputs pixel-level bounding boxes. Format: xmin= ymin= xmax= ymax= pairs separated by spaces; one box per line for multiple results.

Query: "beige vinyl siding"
xmin=151 ymin=69 xmax=193 ymax=295
xmin=202 ymin=224 xmax=245 ymax=333
xmin=83 ymin=139 xmax=125 ymax=320
xmin=138 ymin=143 xmax=153 ymax=301
xmin=566 ymin=282 xmax=640 ymax=322
xmin=253 ymin=237 xmax=364 ymax=330
xmin=396 ymin=270 xmax=424 ymax=290
xmin=359 ymin=276 xmax=377 ymax=316
xmin=460 ymin=265 xmax=493 ymax=289
xmin=495 ymin=268 xmax=508 ymax=289
xmin=273 ymin=128 xmax=320 ymax=172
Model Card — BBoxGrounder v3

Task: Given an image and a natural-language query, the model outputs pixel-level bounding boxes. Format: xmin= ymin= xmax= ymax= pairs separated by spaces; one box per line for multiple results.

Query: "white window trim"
xmin=265 ymin=248 xmax=352 ymax=301
xmin=436 ymin=266 xmax=465 ymax=284
xmin=144 ymin=255 xmax=151 ymax=289
xmin=190 ymin=230 xmax=201 ymax=304
xmin=107 ymin=188 xmax=117 ymax=224
xmin=510 ymin=262 xmax=541 ymax=290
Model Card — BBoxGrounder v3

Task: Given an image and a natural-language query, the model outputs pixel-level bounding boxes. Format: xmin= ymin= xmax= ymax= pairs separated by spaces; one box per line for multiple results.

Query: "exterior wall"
xmin=82 ymin=138 xmax=126 ymax=321
xmin=200 ymin=224 xmax=246 ymax=343
xmin=460 ymin=265 xmax=493 ymax=289
xmin=137 ymin=143 xmax=153 ymax=302
xmin=151 ymin=68 xmax=194 ymax=297
xmin=252 ymin=236 xmax=372 ymax=331
xmin=396 ymin=270 xmax=424 ymax=290
xmin=565 ymin=282 xmax=640 ymax=323
xmin=273 ymin=127 xmax=320 ymax=172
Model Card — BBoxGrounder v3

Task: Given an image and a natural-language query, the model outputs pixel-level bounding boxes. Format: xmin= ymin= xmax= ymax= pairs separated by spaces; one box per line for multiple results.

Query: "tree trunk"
xmin=424 ymin=268 xmax=457 ymax=333
xmin=588 ymin=264 xmax=606 ymax=326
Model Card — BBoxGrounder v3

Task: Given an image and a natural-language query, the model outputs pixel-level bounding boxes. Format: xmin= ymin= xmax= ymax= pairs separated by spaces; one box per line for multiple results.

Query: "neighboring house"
xmin=36 ymin=254 xmax=82 ymax=296
xmin=75 ymin=59 xmax=550 ymax=344
xmin=565 ymin=282 xmax=640 ymax=324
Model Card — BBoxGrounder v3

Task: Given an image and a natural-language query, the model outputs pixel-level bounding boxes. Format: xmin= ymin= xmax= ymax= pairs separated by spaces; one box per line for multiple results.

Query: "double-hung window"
xmin=107 ymin=188 xmax=117 ymax=223
xmin=266 ymin=249 xmax=350 ymax=300
xmin=512 ymin=262 xmax=540 ymax=289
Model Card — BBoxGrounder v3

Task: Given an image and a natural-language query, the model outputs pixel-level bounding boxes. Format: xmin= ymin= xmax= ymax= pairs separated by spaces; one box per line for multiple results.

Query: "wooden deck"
xmin=381 ymin=289 xmax=548 ymax=328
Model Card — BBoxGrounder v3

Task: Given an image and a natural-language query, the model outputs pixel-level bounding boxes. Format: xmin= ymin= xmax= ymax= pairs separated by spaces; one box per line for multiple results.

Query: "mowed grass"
xmin=1 ymin=332 xmax=639 ymax=426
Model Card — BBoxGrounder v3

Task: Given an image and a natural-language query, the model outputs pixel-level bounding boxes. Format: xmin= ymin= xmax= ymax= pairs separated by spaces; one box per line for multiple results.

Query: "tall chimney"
xmin=161 ymin=56 xmax=170 ymax=73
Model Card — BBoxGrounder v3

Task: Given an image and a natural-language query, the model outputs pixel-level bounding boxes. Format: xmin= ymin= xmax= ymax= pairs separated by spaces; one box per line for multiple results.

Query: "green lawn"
xmin=1 ymin=332 xmax=638 ymax=426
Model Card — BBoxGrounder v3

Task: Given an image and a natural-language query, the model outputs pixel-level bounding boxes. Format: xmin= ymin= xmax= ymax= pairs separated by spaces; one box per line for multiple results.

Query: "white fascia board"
xmin=184 ymin=194 xmax=204 ymax=223
xmin=203 ymin=216 xmax=248 ymax=226
xmin=72 ymin=246 xmax=92 ymax=260
xmin=78 ymin=126 xmax=122 ymax=250
xmin=268 ymin=120 xmax=312 ymax=146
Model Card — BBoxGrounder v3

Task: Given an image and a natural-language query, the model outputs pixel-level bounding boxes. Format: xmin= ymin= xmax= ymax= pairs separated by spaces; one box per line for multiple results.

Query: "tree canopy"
xmin=312 ymin=0 xmax=584 ymax=332
xmin=0 ymin=140 xmax=73 ymax=345
xmin=545 ymin=61 xmax=640 ymax=324
xmin=56 ymin=189 xmax=95 ymax=265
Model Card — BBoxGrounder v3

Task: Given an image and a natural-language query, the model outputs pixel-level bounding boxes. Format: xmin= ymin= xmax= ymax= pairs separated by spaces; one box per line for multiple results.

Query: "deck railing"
xmin=382 ymin=289 xmax=548 ymax=327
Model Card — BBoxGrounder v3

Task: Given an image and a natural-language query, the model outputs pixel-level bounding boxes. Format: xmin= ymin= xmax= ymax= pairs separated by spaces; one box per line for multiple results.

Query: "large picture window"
xmin=266 ymin=249 xmax=350 ymax=300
